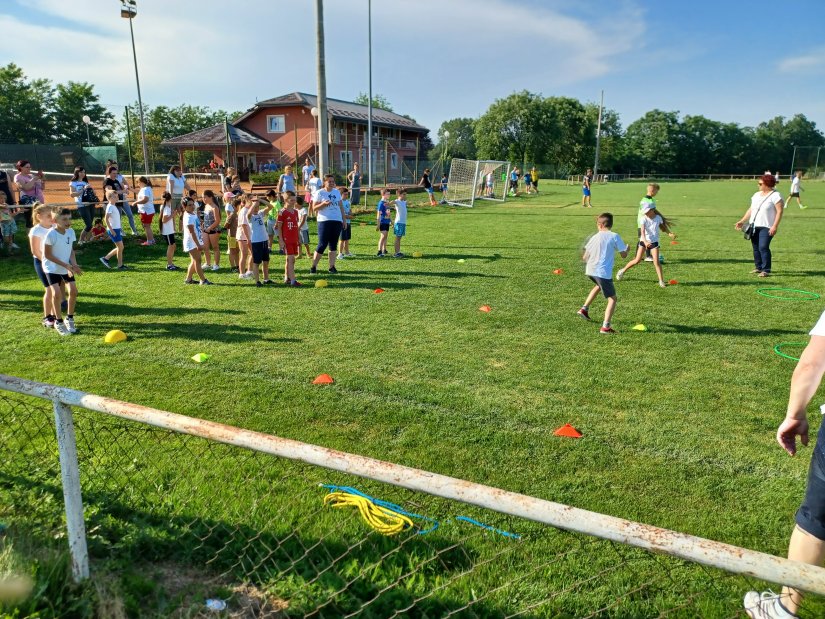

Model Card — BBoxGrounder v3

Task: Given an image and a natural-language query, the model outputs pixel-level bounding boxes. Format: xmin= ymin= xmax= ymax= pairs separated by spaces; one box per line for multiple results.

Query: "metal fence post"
xmin=52 ymin=400 xmax=90 ymax=581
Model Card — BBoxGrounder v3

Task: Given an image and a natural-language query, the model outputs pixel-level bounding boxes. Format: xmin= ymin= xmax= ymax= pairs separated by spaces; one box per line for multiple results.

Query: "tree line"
xmin=430 ymin=91 xmax=825 ymax=176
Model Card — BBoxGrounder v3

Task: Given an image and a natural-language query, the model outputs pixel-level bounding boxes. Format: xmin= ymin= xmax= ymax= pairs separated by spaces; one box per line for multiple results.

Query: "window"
xmin=266 ymin=115 xmax=285 ymax=134
xmin=390 ymin=153 xmax=398 ymax=170
xmin=340 ymin=151 xmax=353 ymax=170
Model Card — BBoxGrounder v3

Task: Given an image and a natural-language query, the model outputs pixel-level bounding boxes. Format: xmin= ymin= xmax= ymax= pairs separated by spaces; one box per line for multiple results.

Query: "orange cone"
xmin=479 ymin=305 xmax=492 ymax=313
xmin=312 ymin=374 xmax=334 ymax=385
xmin=553 ymin=269 xmax=564 ymax=275
xmin=668 ymin=279 xmax=678 ymax=285
xmin=553 ymin=423 xmax=582 ymax=438
xmin=670 ymin=240 xmax=679 ymax=245
xmin=374 ymin=288 xmax=385 ymax=294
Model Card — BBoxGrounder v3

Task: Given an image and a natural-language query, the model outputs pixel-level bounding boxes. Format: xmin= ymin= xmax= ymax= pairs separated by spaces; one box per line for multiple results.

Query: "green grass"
xmin=2 ymin=180 xmax=825 ymax=616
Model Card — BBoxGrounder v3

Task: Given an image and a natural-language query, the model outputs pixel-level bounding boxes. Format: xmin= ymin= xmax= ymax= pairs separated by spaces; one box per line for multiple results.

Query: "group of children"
xmin=578 ymin=183 xmax=675 ymax=334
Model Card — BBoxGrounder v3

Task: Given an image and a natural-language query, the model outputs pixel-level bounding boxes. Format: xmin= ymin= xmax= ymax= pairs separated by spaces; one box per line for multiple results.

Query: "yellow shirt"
xmin=530 ymin=169 xmax=539 ymax=180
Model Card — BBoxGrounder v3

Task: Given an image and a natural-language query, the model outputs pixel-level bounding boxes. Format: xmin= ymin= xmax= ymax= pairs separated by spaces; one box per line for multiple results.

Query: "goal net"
xmin=445 ymin=159 xmax=510 ymax=207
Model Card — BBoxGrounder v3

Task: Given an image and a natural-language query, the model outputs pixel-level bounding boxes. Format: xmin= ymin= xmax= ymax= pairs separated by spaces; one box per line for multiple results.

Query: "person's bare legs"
xmin=604 ymin=296 xmax=617 ymax=324
xmin=394 ymin=235 xmax=401 ymax=254
xmin=166 ymin=241 xmax=176 ymax=267
xmin=42 ymin=286 xmax=53 ymax=320
xmin=781 ymin=526 xmax=825 ymax=614
xmin=66 ymin=281 xmax=77 ymax=315
xmin=582 ymin=285 xmax=601 ymax=309
xmin=651 ymin=246 xmax=664 ymax=283
xmin=620 ymin=245 xmax=645 ymax=274
xmin=329 ymin=250 xmax=337 ymax=269
xmin=210 ymin=234 xmax=220 ymax=267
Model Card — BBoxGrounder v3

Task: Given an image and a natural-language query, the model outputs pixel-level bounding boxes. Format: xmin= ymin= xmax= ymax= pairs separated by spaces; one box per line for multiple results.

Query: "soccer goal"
xmin=445 ymin=159 xmax=511 ymax=207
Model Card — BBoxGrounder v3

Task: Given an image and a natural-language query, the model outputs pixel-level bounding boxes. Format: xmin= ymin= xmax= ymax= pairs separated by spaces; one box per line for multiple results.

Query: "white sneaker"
xmin=54 ymin=321 xmax=71 ymax=336
xmin=616 ymin=269 xmax=625 ymax=281
xmin=743 ymin=590 xmax=797 ymax=618
xmin=211 ymin=264 xmax=219 ymax=271
xmin=64 ymin=317 xmax=77 ymax=333
xmin=244 ymin=270 xmax=253 ymax=278
xmin=338 ymin=254 xmax=346 ymax=260
xmin=658 ymin=281 xmax=667 ymax=288
xmin=643 ymin=256 xmax=654 ymax=262
xmin=10 ymin=242 xmax=20 ymax=250
xmin=347 ymin=252 xmax=356 ymax=258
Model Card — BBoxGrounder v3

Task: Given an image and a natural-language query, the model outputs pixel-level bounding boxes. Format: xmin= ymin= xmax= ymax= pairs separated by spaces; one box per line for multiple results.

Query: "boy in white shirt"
xmin=248 ymin=195 xmax=275 ymax=287
xmin=787 ymin=171 xmax=806 ymax=210
xmin=100 ymin=189 xmax=127 ymax=270
xmin=392 ymin=189 xmax=408 ymax=257
xmin=181 ymin=197 xmax=211 ymax=285
xmin=338 ymin=188 xmax=354 ymax=258
xmin=577 ymin=213 xmax=629 ymax=335
xmin=43 ymin=208 xmax=83 ymax=335
xmin=297 ymin=198 xmax=311 ymax=259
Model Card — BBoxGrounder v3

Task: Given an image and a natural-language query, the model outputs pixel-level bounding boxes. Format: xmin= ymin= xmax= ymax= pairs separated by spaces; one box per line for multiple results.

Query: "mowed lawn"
xmin=2 ymin=179 xmax=825 ymax=615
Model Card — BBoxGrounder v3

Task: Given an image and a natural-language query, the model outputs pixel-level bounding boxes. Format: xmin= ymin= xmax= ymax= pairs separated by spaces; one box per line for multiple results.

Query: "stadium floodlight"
xmin=120 ymin=0 xmax=150 ymax=175
xmin=445 ymin=159 xmax=511 ymax=208
xmin=82 ymin=115 xmax=91 ymax=146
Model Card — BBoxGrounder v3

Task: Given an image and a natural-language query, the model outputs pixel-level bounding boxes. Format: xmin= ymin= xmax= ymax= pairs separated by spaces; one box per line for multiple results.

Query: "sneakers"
xmin=42 ymin=316 xmax=55 ymax=328
xmin=743 ymin=590 xmax=797 ymax=618
xmin=211 ymin=264 xmax=220 ymax=271
xmin=346 ymin=252 xmax=356 ymax=258
xmin=310 ymin=266 xmax=317 ymax=274
xmin=10 ymin=242 xmax=20 ymax=250
xmin=659 ymin=281 xmax=667 ymax=288
xmin=328 ymin=266 xmax=338 ymax=274
xmin=117 ymin=265 xmax=129 ymax=271
xmin=184 ymin=279 xmax=197 ymax=284
xmin=643 ymin=256 xmax=654 ymax=262
xmin=577 ymin=308 xmax=591 ymax=321
xmin=239 ymin=271 xmax=253 ymax=280
xmin=290 ymin=280 xmax=302 ymax=287
xmin=799 ymin=204 xmax=808 ymax=210
xmin=616 ymin=269 xmax=625 ymax=281
xmin=284 ymin=276 xmax=290 ymax=284
xmin=54 ymin=321 xmax=71 ymax=336
xmin=263 ymin=279 xmax=274 ymax=285
xmin=599 ymin=326 xmax=617 ymax=335
xmin=394 ymin=252 xmax=405 ymax=258
xmin=99 ymin=257 xmax=111 ymax=268
xmin=376 ymin=251 xmax=384 ymax=257
xmin=200 ymin=279 xmax=213 ymax=285
xmin=166 ymin=264 xmax=181 ymax=271
xmin=338 ymin=254 xmax=346 ymax=260
xmin=256 ymin=281 xmax=263 ymax=287
xmin=64 ymin=317 xmax=76 ymax=333
xmin=140 ymin=241 xmax=151 ymax=246
xmin=230 ymin=267 xmax=239 ymax=273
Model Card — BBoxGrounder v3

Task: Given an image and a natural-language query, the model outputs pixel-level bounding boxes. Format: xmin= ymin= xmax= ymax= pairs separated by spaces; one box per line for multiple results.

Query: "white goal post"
xmin=445 ymin=159 xmax=511 ymax=207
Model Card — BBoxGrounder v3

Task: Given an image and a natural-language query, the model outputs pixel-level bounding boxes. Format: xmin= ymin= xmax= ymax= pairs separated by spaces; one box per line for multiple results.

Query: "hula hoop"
xmin=756 ymin=288 xmax=820 ymax=301
xmin=774 ymin=342 xmax=806 ymax=362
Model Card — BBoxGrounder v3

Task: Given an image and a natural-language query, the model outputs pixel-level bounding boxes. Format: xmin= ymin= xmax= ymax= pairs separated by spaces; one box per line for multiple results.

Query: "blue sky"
xmin=2 ymin=0 xmax=824 ymax=138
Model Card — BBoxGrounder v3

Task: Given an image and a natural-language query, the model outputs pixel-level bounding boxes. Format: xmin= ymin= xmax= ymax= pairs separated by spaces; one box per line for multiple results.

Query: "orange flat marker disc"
xmin=479 ymin=305 xmax=492 ymax=313
xmin=553 ymin=423 xmax=582 ymax=438
xmin=374 ymin=288 xmax=385 ymax=294
xmin=312 ymin=374 xmax=335 ymax=385
xmin=668 ymin=279 xmax=678 ymax=285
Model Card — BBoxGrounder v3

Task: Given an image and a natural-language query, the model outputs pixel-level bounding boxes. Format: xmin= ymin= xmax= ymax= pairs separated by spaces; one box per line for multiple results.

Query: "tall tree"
xmin=0 ymin=63 xmax=53 ymax=143
xmin=52 ymin=82 xmax=115 ymax=144
xmin=622 ymin=110 xmax=682 ymax=173
xmin=544 ymin=97 xmax=594 ymax=174
xmin=429 ymin=118 xmax=476 ymax=161
xmin=474 ymin=91 xmax=556 ymax=164
xmin=353 ymin=92 xmax=393 ymax=112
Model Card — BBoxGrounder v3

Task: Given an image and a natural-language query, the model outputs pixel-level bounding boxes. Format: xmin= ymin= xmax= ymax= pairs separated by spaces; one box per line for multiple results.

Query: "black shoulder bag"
xmin=743 ymin=191 xmax=775 ymax=241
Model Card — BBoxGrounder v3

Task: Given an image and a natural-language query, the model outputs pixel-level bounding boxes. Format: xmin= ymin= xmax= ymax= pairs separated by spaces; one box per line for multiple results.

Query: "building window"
xmin=340 ymin=151 xmax=353 ymax=170
xmin=267 ymin=115 xmax=285 ymax=134
xmin=390 ymin=153 xmax=398 ymax=170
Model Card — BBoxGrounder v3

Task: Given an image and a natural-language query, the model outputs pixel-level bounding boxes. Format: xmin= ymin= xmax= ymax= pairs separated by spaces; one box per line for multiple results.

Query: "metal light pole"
xmin=120 ymin=1 xmax=150 ymax=175
xmin=314 ymin=0 xmax=329 ymax=177
xmin=367 ymin=0 xmax=373 ymax=188
xmin=442 ymin=130 xmax=450 ymax=173
xmin=593 ymin=90 xmax=604 ymax=179
xmin=82 ymin=115 xmax=91 ymax=147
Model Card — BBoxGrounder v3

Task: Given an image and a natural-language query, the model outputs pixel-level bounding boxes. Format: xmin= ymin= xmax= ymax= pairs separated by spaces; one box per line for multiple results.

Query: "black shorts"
xmin=791 ymin=192 xmax=800 ymax=198
xmin=379 ymin=222 xmax=390 ymax=232
xmin=588 ymin=275 xmax=616 ymax=298
xmin=163 ymin=233 xmax=176 ymax=245
xmin=33 ymin=258 xmax=49 ymax=287
xmin=509 ymin=180 xmax=518 ymax=189
xmin=796 ymin=423 xmax=825 ymax=540
xmin=533 ymin=179 xmax=539 ymax=188
xmin=251 ymin=240 xmax=270 ymax=264
xmin=639 ymin=241 xmax=660 ymax=249
xmin=45 ymin=272 xmax=75 ymax=286
xmin=340 ymin=225 xmax=352 ymax=241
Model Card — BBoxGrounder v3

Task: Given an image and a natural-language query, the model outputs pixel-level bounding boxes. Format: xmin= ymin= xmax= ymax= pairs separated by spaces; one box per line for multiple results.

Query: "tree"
xmin=429 ymin=118 xmax=476 ymax=161
xmin=353 ymin=92 xmax=393 ymax=112
xmin=474 ymin=91 xmax=557 ymax=164
xmin=621 ymin=110 xmax=682 ymax=173
xmin=52 ymin=82 xmax=115 ymax=144
xmin=585 ymin=104 xmax=623 ymax=173
xmin=0 ymin=63 xmax=53 ymax=143
xmin=544 ymin=97 xmax=593 ymax=174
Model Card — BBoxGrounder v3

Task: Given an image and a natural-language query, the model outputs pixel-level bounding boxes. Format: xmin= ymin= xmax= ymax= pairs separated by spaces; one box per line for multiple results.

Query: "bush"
xmin=250 ymin=172 xmax=280 ymax=186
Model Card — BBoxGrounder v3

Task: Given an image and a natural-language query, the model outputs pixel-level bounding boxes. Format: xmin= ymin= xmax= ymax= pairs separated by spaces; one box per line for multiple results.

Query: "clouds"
xmin=778 ymin=48 xmax=825 ymax=74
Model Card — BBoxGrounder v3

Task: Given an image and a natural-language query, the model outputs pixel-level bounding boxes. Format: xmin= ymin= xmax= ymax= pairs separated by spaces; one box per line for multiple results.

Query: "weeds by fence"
xmin=1 ymin=378 xmax=824 ymax=617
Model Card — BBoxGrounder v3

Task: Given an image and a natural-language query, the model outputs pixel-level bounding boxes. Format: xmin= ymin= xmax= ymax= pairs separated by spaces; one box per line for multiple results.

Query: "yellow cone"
xmin=412 ymin=251 xmax=423 ymax=258
xmin=192 ymin=353 xmax=210 ymax=363
xmin=632 ymin=324 xmax=647 ymax=332
xmin=315 ymin=279 xmax=328 ymax=288
xmin=103 ymin=329 xmax=127 ymax=344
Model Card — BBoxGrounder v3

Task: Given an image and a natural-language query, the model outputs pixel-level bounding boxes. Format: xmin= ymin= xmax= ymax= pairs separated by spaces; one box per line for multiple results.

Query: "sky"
xmin=3 ymin=0 xmax=825 ymax=139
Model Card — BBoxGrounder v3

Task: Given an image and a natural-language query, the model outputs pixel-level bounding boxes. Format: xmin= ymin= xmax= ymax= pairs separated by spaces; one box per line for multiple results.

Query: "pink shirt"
xmin=14 ymin=173 xmax=45 ymax=202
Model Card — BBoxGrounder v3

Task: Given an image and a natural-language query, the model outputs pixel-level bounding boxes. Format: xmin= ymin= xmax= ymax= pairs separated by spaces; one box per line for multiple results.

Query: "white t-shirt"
xmin=105 ymin=202 xmax=122 ymax=230
xmin=43 ymin=227 xmax=76 ymax=274
xmin=161 ymin=204 xmax=176 ymax=235
xmin=298 ymin=206 xmax=309 ymax=231
xmin=70 ymin=180 xmax=87 ymax=206
xmin=307 ymin=177 xmax=323 ymax=194
xmin=137 ymin=186 xmax=155 ymax=215
xmin=237 ymin=206 xmax=251 ymax=240
xmin=641 ymin=214 xmax=663 ymax=244
xmin=584 ymin=230 xmax=628 ymax=279
xmin=167 ymin=174 xmax=186 ymax=196
xmin=749 ymin=191 xmax=783 ymax=228
xmin=249 ymin=211 xmax=267 ymax=243
xmin=394 ymin=199 xmax=408 ymax=225
xmin=791 ymin=176 xmax=801 ymax=194
xmin=116 ymin=174 xmax=130 ymax=203
xmin=182 ymin=211 xmax=201 ymax=251
xmin=28 ymin=224 xmax=51 ymax=260
xmin=810 ymin=310 xmax=825 ymax=336
xmin=313 ymin=188 xmax=343 ymax=223
xmin=302 ymin=165 xmax=315 ymax=182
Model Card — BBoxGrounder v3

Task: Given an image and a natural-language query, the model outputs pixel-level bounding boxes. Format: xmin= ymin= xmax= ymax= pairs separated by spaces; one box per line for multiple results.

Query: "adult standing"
xmin=69 ymin=166 xmax=94 ymax=244
xmin=309 ymin=174 xmax=346 ymax=274
xmin=115 ymin=164 xmax=138 ymax=235
xmin=277 ymin=165 xmax=297 ymax=195
xmin=102 ymin=165 xmax=126 ymax=223
xmin=301 ymin=157 xmax=315 ymax=190
xmin=166 ymin=165 xmax=190 ymax=214
xmin=744 ymin=309 xmax=825 ymax=618
xmin=735 ymin=174 xmax=784 ymax=278
xmin=13 ymin=160 xmax=43 ymax=229
xmin=347 ymin=162 xmax=362 ymax=205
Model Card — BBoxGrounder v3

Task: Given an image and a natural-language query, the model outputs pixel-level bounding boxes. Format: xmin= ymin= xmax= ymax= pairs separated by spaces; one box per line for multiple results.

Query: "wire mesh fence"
xmin=1 ymin=387 xmax=824 ymax=618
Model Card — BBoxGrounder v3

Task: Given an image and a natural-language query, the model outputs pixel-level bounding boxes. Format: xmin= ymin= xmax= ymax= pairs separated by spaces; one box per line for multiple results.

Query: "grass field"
xmin=2 ymin=179 xmax=825 ymax=616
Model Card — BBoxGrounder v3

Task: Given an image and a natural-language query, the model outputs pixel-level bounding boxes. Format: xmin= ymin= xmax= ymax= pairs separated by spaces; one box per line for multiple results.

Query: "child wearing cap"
xmin=617 ymin=186 xmax=675 ymax=287
xmin=578 ymin=212 xmax=629 ymax=335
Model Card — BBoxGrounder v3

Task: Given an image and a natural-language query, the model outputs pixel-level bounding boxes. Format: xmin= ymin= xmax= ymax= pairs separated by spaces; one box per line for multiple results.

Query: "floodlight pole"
xmin=122 ymin=3 xmax=150 ymax=176
xmin=367 ymin=0 xmax=373 ymax=189
xmin=593 ymin=90 xmax=604 ymax=179
xmin=314 ymin=0 xmax=329 ymax=177
xmin=789 ymin=146 xmax=797 ymax=176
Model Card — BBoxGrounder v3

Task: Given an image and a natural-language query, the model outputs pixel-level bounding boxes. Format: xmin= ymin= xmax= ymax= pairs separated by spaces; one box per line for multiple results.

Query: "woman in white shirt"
xmin=133 ymin=176 xmax=156 ymax=246
xmin=69 ymin=166 xmax=93 ymax=243
xmin=735 ymin=174 xmax=784 ymax=278
xmin=166 ymin=165 xmax=190 ymax=211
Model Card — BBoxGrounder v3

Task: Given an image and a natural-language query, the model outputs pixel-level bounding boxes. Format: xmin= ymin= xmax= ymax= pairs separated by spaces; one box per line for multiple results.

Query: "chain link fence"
xmin=1 ymin=383 xmax=825 ymax=618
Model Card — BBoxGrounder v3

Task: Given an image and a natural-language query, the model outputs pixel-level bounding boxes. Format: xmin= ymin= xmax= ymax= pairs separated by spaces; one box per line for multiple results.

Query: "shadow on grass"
xmin=337 ymin=269 xmax=505 ymax=279
xmin=674 ymin=258 xmax=750 ymax=265
xmin=660 ymin=323 xmax=801 ymax=336
xmin=0 ymin=298 xmax=234 ymax=318
xmin=95 ymin=320 xmax=285 ymax=343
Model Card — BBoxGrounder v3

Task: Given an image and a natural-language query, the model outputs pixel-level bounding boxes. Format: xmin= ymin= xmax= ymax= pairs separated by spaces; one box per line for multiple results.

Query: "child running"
xmin=277 ymin=191 xmax=302 ymax=286
xmin=392 ymin=189 xmax=408 ymax=257
xmin=100 ymin=189 xmax=127 ymax=270
xmin=338 ymin=188 xmax=354 ymax=258
xmin=181 ymin=197 xmax=211 ymax=285
xmin=617 ymin=193 xmax=676 ymax=287
xmin=787 ymin=171 xmax=807 ymax=209
xmin=224 ymin=192 xmax=240 ymax=272
xmin=42 ymin=208 xmax=84 ymax=335
xmin=376 ymin=188 xmax=392 ymax=256
xmin=578 ymin=213 xmax=629 ymax=335
xmin=159 ymin=191 xmax=181 ymax=271
xmin=28 ymin=204 xmax=57 ymax=328
xmin=248 ymin=195 xmax=274 ymax=287
xmin=297 ymin=197 xmax=311 ymax=259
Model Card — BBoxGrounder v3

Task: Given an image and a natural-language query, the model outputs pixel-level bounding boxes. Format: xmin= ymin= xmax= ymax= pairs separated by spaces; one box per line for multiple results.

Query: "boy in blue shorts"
xmin=376 ymin=188 xmax=391 ymax=256
xmin=582 ymin=168 xmax=593 ymax=208
xmin=578 ymin=212 xmax=628 ymax=334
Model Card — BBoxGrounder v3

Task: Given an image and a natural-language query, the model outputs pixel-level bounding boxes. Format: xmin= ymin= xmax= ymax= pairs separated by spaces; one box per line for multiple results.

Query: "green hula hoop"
xmin=756 ymin=288 xmax=820 ymax=301
xmin=774 ymin=342 xmax=806 ymax=362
